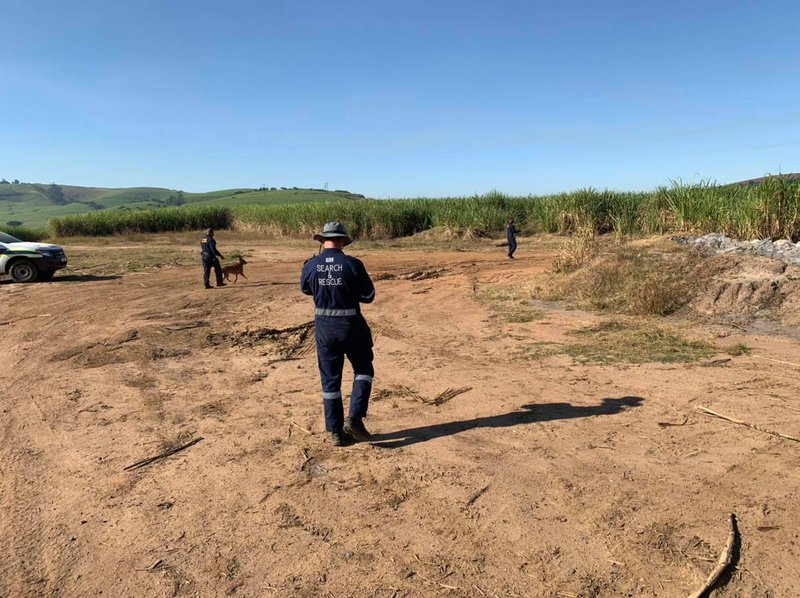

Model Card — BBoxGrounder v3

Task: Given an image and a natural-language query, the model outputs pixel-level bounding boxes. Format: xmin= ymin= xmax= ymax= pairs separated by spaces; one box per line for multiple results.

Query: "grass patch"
xmin=515 ymin=341 xmax=561 ymax=360
xmin=564 ymin=320 xmax=714 ymax=364
xmin=502 ymin=309 xmax=546 ymax=323
xmin=550 ymin=227 xmax=598 ymax=273
xmin=474 ymin=284 xmax=546 ymax=323
xmin=535 ymin=238 xmax=700 ymax=316
xmin=512 ymin=320 xmax=714 ymax=364
xmin=727 ymin=343 xmax=752 ymax=356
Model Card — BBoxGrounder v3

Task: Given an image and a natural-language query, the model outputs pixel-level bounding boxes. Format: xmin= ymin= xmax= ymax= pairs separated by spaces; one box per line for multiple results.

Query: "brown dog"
xmin=221 ymin=256 xmax=248 ymax=283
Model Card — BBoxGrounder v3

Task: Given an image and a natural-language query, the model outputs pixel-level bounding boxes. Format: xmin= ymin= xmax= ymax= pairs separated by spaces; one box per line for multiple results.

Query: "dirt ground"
xmin=1 ymin=234 xmax=799 ymax=598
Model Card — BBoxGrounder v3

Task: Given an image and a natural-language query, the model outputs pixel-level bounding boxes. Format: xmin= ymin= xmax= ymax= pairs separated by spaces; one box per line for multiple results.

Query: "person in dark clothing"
xmin=300 ymin=222 xmax=376 ymax=446
xmin=506 ymin=218 xmax=519 ymax=259
xmin=200 ymin=228 xmax=226 ymax=289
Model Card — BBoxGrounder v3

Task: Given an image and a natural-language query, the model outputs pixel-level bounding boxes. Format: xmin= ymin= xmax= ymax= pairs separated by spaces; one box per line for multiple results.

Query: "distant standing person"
xmin=200 ymin=228 xmax=227 ymax=289
xmin=301 ymin=222 xmax=376 ymax=446
xmin=507 ymin=218 xmax=519 ymax=259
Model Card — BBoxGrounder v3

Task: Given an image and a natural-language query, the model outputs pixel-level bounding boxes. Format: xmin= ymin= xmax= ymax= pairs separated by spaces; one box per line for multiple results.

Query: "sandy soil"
xmin=1 ymin=237 xmax=799 ymax=598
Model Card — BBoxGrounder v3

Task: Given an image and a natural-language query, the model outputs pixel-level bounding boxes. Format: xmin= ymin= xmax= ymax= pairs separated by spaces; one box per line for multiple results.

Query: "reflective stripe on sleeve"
xmin=322 ymin=391 xmax=342 ymax=400
xmin=360 ymin=289 xmax=375 ymax=300
xmin=354 ymin=374 xmax=373 ymax=383
xmin=315 ymin=308 xmax=357 ymax=317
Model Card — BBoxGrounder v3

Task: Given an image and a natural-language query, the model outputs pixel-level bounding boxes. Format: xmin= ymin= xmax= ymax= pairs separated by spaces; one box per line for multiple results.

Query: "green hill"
xmin=0 ymin=182 xmax=365 ymax=229
xmin=730 ymin=173 xmax=800 ymax=186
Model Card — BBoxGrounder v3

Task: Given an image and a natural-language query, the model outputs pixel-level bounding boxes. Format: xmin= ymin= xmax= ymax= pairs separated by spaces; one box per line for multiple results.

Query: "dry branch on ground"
xmin=123 ymin=437 xmax=204 ymax=471
xmin=688 ymin=513 xmax=738 ymax=598
xmin=697 ymin=406 xmax=800 ymax=443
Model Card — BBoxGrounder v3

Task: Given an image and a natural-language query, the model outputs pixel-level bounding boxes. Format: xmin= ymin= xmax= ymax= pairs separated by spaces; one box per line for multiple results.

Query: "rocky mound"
xmin=675 ymin=233 xmax=800 ymax=264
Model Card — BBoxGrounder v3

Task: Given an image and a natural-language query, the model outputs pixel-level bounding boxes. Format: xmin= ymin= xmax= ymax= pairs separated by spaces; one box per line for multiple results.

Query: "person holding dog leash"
xmin=200 ymin=228 xmax=227 ymax=289
xmin=301 ymin=222 xmax=375 ymax=446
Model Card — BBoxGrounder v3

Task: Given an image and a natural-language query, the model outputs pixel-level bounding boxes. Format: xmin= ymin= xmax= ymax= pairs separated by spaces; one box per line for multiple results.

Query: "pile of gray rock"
xmin=674 ymin=233 xmax=800 ymax=264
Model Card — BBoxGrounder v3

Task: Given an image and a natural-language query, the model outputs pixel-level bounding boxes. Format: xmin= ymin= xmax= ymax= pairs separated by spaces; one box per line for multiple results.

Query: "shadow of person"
xmin=1 ymin=274 xmax=121 ymax=285
xmin=47 ymin=274 xmax=122 ymax=282
xmin=371 ymin=396 xmax=644 ymax=449
xmin=236 ymin=281 xmax=297 ymax=288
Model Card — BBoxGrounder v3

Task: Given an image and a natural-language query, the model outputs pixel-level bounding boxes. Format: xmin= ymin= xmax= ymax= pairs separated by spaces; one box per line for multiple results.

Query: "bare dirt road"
xmin=1 ymin=236 xmax=798 ymax=597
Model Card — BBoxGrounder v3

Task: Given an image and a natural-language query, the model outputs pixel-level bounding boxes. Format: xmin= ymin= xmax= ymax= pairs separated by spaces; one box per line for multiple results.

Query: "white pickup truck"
xmin=0 ymin=231 xmax=68 ymax=282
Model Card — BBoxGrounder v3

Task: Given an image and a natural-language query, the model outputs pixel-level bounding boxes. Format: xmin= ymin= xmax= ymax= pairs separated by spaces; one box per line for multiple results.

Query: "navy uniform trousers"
xmin=315 ymin=315 xmax=374 ymax=433
xmin=507 ymin=236 xmax=517 ymax=257
xmin=507 ymin=225 xmax=518 ymax=258
xmin=202 ymin=252 xmax=223 ymax=287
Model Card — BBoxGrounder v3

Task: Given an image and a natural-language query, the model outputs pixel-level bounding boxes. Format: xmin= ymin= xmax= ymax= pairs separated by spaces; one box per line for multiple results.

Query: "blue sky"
xmin=1 ymin=0 xmax=798 ymax=196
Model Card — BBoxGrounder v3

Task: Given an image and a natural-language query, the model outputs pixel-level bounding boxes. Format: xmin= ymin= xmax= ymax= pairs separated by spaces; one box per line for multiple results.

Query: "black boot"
xmin=331 ymin=431 xmax=346 ymax=446
xmin=344 ymin=416 xmax=371 ymax=442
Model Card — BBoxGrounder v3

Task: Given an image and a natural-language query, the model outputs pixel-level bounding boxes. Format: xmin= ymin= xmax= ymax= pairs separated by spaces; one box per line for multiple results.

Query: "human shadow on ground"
xmin=1 ymin=274 xmax=121 ymax=285
xmin=48 ymin=274 xmax=122 ymax=282
xmin=228 ymin=281 xmax=297 ymax=288
xmin=370 ymin=396 xmax=644 ymax=449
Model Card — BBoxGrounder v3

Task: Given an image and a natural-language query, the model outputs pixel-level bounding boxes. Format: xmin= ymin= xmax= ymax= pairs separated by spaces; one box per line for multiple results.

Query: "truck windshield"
xmin=0 ymin=232 xmax=22 ymax=243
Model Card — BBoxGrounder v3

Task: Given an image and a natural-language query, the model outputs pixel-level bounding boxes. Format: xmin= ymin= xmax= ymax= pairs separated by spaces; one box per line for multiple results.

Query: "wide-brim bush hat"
xmin=313 ymin=221 xmax=352 ymax=245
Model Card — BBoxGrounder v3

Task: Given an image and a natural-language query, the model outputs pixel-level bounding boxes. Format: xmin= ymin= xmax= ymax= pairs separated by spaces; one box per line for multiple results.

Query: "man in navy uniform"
xmin=301 ymin=222 xmax=375 ymax=446
xmin=200 ymin=228 xmax=226 ymax=289
xmin=506 ymin=218 xmax=519 ymax=259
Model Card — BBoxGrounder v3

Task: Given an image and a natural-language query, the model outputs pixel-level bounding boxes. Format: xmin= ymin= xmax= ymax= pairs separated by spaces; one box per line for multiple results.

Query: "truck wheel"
xmin=9 ymin=259 xmax=39 ymax=283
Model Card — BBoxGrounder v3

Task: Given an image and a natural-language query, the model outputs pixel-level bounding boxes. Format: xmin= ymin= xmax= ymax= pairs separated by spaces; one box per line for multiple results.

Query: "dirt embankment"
xmin=691 ymin=254 xmax=800 ymax=323
xmin=1 ymin=235 xmax=799 ymax=597
xmin=536 ymin=236 xmax=800 ymax=328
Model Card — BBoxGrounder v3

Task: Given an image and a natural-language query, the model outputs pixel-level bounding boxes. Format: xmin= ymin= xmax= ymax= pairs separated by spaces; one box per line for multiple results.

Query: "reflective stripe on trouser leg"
xmin=317 ymin=344 xmax=345 ymax=432
xmin=347 ymin=347 xmax=375 ymax=419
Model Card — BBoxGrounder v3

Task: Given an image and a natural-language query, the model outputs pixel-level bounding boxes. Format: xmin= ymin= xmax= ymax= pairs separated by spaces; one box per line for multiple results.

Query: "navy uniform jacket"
xmin=301 ymin=248 xmax=375 ymax=347
xmin=200 ymin=235 xmax=224 ymax=259
xmin=507 ymin=223 xmax=518 ymax=241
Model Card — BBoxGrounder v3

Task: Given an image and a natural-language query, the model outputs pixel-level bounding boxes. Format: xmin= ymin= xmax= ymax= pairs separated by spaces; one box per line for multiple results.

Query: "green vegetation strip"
xmin=564 ymin=321 xmax=714 ymax=364
xmin=50 ymin=205 xmax=233 ymax=237
xmin=2 ymin=226 xmax=48 ymax=242
xmin=514 ymin=321 xmax=714 ymax=365
xmin=45 ymin=177 xmax=800 ymax=239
